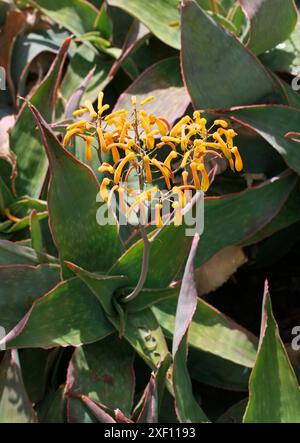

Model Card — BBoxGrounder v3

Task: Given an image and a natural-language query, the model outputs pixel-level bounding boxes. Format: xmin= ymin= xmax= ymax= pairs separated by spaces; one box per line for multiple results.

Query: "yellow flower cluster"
xmin=63 ymin=93 xmax=243 ymax=227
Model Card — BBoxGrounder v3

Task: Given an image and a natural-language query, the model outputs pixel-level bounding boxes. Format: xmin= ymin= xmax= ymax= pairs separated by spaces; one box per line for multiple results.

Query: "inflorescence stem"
xmin=122 ymin=224 xmax=150 ymax=303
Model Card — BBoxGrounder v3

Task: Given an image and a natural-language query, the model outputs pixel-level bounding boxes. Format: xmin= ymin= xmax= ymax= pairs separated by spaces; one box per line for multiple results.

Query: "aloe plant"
xmin=1 ymin=0 xmax=300 ymax=423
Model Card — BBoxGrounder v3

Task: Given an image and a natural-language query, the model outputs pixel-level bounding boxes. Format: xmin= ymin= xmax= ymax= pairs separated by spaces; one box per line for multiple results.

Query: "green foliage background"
xmin=0 ymin=0 xmax=300 ymax=423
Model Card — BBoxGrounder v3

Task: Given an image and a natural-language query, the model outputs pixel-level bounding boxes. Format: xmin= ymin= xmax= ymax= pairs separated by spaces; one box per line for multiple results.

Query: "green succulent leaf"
xmin=10 ymin=38 xmax=71 ymax=197
xmin=107 ymin=0 xmax=181 ymax=49
xmin=243 ymin=282 xmax=300 ymax=423
xmin=32 ymin=0 xmax=105 ymax=37
xmin=153 ymin=292 xmax=258 ymax=368
xmin=196 ymin=172 xmax=297 ymax=267
xmin=6 ymin=278 xmax=114 ymax=349
xmin=110 ymin=223 xmax=192 ymax=289
xmin=0 ymin=264 xmax=60 ymax=333
xmin=0 ymin=240 xmax=57 ymax=265
xmin=0 ymin=350 xmax=37 ymax=423
xmin=172 ymin=234 xmax=209 ymax=423
xmin=224 ymin=105 xmax=300 ymax=175
xmin=114 ymin=57 xmax=190 ymax=125
xmin=240 ymin=0 xmax=298 ymax=55
xmin=181 ymin=0 xmax=278 ymax=109
xmin=66 ymin=335 xmax=135 ymax=416
xmin=29 ymin=104 xmax=124 ymax=278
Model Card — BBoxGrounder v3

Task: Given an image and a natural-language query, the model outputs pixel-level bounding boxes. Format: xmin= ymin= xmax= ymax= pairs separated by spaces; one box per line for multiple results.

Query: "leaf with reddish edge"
xmin=64 ymin=66 xmax=95 ymax=119
xmin=0 ymin=350 xmax=37 ymax=423
xmin=67 ymin=398 xmax=94 ymax=423
xmin=65 ymin=261 xmax=127 ymax=319
xmin=172 ymin=233 xmax=209 ymax=423
xmin=125 ymin=308 xmax=170 ymax=371
xmin=3 ymin=278 xmax=114 ymax=349
xmin=0 ymin=9 xmax=26 ymax=101
xmin=65 ymin=335 xmax=135 ymax=417
xmin=239 ymin=0 xmax=298 ymax=55
xmin=114 ymin=57 xmax=190 ymax=125
xmin=181 ymin=0 xmax=278 ymax=110
xmin=43 ymin=385 xmax=66 ymax=423
xmin=133 ymin=354 xmax=172 ymax=423
xmin=64 ymin=262 xmax=169 ymax=371
xmin=243 ymin=281 xmax=300 ymax=423
xmin=10 ymin=38 xmax=71 ymax=198
xmin=31 ymin=0 xmax=103 ymax=36
xmin=0 ymin=264 xmax=60 ymax=333
xmin=114 ymin=408 xmax=134 ymax=423
xmin=153 ymin=291 xmax=257 ymax=368
xmin=79 ymin=396 xmax=116 ymax=423
xmin=107 ymin=0 xmax=180 ymax=49
xmin=135 ymin=374 xmax=157 ymax=423
xmin=29 ymin=104 xmax=124 ymax=278
xmin=109 ymin=20 xmax=150 ymax=78
xmin=195 ymin=172 xmax=297 ymax=267
xmin=60 ymin=44 xmax=113 ymax=105
xmin=221 ymin=105 xmax=300 ymax=174
xmin=110 ymin=222 xmax=192 ymax=289
xmin=242 ymin=180 xmax=300 ymax=246
xmin=0 ymin=239 xmax=57 ymax=265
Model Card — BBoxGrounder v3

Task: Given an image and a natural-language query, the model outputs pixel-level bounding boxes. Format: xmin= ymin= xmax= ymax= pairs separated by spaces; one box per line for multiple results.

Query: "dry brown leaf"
xmin=195 ymin=245 xmax=248 ymax=296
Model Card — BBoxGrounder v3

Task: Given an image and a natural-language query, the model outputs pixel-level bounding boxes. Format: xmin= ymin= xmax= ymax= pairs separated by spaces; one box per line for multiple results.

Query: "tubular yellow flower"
xmin=96 ymin=127 xmax=108 ymax=152
xmin=164 ymin=151 xmax=177 ymax=171
xmin=114 ymin=152 xmax=135 ymax=184
xmin=112 ymin=146 xmax=120 ymax=163
xmin=143 ymin=155 xmax=152 ymax=182
xmin=151 ymin=158 xmax=171 ymax=190
xmin=67 ymin=120 xmax=87 ymax=131
xmin=63 ymin=128 xmax=83 ymax=146
xmin=85 ymin=136 xmax=94 ymax=161
xmin=98 ymin=163 xmax=114 ymax=174
xmin=182 ymin=170 xmax=190 ymax=202
xmin=155 ymin=118 xmax=168 ymax=136
xmin=180 ymin=149 xmax=192 ymax=169
xmin=225 ymin=129 xmax=237 ymax=149
xmin=182 ymin=170 xmax=189 ymax=186
xmin=214 ymin=119 xmax=228 ymax=128
xmin=100 ymin=178 xmax=110 ymax=202
xmin=170 ymin=116 xmax=191 ymax=137
xmin=104 ymin=109 xmax=127 ymax=121
xmin=97 ymin=91 xmax=104 ymax=111
xmin=155 ymin=203 xmax=163 ymax=228
xmin=140 ymin=96 xmax=154 ymax=105
xmin=144 ymin=129 xmax=159 ymax=150
xmin=98 ymin=104 xmax=110 ymax=117
xmin=73 ymin=107 xmax=88 ymax=117
xmin=131 ymin=96 xmax=137 ymax=106
xmin=161 ymin=136 xmax=181 ymax=144
xmin=231 ymin=146 xmax=243 ymax=171
xmin=119 ymin=121 xmax=131 ymax=143
xmin=193 ymin=110 xmax=201 ymax=125
xmin=172 ymin=186 xmax=186 ymax=207
xmin=198 ymin=163 xmax=209 ymax=191
xmin=139 ymin=110 xmax=152 ymax=133
xmin=84 ymin=100 xmax=97 ymax=118
xmin=172 ymin=201 xmax=182 ymax=226
xmin=190 ymin=162 xmax=201 ymax=190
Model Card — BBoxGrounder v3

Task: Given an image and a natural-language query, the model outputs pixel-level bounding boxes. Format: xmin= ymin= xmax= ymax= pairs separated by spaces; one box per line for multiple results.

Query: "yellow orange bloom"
xmin=231 ymin=146 xmax=243 ymax=171
xmin=84 ymin=100 xmax=97 ymax=118
xmin=114 ymin=152 xmax=135 ymax=184
xmin=100 ymin=178 xmax=110 ymax=202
